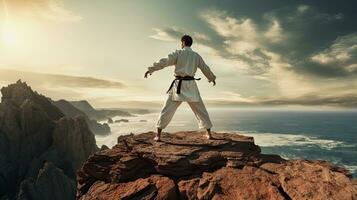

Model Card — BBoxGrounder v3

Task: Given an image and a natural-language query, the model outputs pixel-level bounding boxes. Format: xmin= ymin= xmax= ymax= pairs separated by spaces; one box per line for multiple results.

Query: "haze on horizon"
xmin=0 ymin=0 xmax=356 ymax=109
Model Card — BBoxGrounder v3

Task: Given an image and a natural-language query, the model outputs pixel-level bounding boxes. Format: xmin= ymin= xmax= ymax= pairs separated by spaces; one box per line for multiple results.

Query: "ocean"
xmin=96 ymin=106 xmax=357 ymax=177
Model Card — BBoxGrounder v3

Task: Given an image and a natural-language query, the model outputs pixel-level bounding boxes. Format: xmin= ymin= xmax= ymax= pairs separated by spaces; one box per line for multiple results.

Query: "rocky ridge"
xmin=70 ymin=100 xmax=132 ymax=121
xmin=0 ymin=80 xmax=97 ymax=200
xmin=77 ymin=131 xmax=357 ymax=200
xmin=53 ymin=99 xmax=111 ymax=135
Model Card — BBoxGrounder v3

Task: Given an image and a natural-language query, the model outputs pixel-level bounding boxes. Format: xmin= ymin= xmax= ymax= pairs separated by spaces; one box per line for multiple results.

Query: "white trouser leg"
xmin=187 ymin=98 xmax=213 ymax=129
xmin=156 ymin=95 xmax=182 ymax=129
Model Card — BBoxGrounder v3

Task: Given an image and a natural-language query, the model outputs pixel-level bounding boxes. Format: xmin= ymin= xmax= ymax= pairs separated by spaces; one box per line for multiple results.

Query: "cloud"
xmin=203 ymin=10 xmax=296 ymax=77
xmin=151 ymin=9 xmax=285 ymax=75
xmin=87 ymin=98 xmax=162 ymax=109
xmin=297 ymin=5 xmax=310 ymax=14
xmin=199 ymin=9 xmax=290 ymax=75
xmin=150 ymin=27 xmax=211 ymax=43
xmin=308 ymin=33 xmax=357 ymax=76
xmin=214 ymin=91 xmax=255 ymax=103
xmin=4 ymin=0 xmax=82 ymax=22
xmin=86 ymin=91 xmax=357 ymax=108
xmin=149 ymin=5 xmax=357 ymax=107
xmin=201 ymin=10 xmax=258 ymax=40
xmin=152 ymin=6 xmax=354 ymax=79
xmin=149 ymin=27 xmax=180 ymax=41
xmin=197 ymin=7 xmax=347 ymax=77
xmin=0 ymin=69 xmax=125 ymax=89
xmin=290 ymin=4 xmax=344 ymax=22
xmin=206 ymin=92 xmax=357 ymax=108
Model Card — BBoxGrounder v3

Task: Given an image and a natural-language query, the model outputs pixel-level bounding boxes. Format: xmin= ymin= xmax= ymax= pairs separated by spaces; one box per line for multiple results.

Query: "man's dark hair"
xmin=181 ymin=35 xmax=193 ymax=47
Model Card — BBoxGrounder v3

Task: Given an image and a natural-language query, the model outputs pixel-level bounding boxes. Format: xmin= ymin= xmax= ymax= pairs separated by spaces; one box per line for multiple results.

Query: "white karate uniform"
xmin=148 ymin=46 xmax=216 ymax=129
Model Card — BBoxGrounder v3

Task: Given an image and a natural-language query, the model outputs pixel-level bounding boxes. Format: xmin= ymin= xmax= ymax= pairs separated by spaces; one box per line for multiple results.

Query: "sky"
xmin=0 ymin=0 xmax=356 ymax=108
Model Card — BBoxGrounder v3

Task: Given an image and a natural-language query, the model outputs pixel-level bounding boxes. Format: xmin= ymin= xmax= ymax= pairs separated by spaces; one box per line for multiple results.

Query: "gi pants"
xmin=156 ymin=95 xmax=213 ymax=129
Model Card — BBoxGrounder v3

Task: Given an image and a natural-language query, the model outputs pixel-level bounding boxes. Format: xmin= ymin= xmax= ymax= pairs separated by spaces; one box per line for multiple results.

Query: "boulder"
xmin=107 ymin=118 xmax=113 ymax=124
xmin=80 ymin=175 xmax=177 ymax=200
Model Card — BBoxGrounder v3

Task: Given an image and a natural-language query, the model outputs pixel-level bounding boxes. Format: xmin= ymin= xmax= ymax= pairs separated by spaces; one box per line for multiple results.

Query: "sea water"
xmin=96 ymin=106 xmax=357 ymax=177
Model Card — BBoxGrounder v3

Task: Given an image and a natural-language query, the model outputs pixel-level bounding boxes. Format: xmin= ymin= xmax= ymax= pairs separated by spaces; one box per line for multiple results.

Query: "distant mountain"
xmin=105 ymin=108 xmax=152 ymax=115
xmin=70 ymin=100 xmax=132 ymax=121
xmin=53 ymin=100 xmax=111 ymax=135
xmin=53 ymin=99 xmax=87 ymax=117
xmin=0 ymin=80 xmax=97 ymax=200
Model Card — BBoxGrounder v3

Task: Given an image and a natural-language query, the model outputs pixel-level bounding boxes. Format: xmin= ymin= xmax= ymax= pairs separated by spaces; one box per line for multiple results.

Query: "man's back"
xmin=175 ymin=47 xmax=200 ymax=77
xmin=148 ymin=46 xmax=216 ymax=82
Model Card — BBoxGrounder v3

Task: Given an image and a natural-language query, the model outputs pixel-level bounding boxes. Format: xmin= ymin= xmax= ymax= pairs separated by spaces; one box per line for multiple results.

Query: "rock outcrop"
xmin=107 ymin=118 xmax=113 ymax=124
xmin=0 ymin=80 xmax=97 ymax=200
xmin=115 ymin=119 xmax=129 ymax=123
xmin=53 ymin=99 xmax=111 ymax=135
xmin=77 ymin=131 xmax=357 ymax=200
xmin=70 ymin=100 xmax=132 ymax=121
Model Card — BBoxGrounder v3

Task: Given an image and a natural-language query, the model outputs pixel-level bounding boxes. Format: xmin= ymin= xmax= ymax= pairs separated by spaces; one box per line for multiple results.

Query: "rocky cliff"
xmin=0 ymin=80 xmax=97 ymax=200
xmin=53 ymin=99 xmax=111 ymax=135
xmin=77 ymin=131 xmax=357 ymax=200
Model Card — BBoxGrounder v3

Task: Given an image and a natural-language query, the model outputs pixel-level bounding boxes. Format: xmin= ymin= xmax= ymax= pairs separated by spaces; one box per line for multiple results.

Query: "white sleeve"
xmin=148 ymin=50 xmax=179 ymax=73
xmin=198 ymin=54 xmax=216 ymax=81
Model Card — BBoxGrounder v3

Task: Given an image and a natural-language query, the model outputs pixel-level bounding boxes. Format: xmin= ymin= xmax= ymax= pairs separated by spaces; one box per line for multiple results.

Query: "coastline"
xmin=96 ymin=110 xmax=357 ymax=177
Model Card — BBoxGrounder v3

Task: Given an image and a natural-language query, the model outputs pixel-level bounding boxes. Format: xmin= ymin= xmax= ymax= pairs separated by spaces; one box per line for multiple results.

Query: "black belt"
xmin=166 ymin=76 xmax=201 ymax=94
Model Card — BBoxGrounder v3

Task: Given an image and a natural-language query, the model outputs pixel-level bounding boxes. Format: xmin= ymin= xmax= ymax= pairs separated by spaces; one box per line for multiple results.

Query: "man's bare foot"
xmin=205 ymin=128 xmax=213 ymax=139
xmin=154 ymin=128 xmax=162 ymax=142
xmin=154 ymin=136 xmax=161 ymax=142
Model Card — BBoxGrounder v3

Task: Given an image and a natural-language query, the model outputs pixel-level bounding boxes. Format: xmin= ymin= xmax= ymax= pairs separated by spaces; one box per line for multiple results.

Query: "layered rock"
xmin=77 ymin=131 xmax=357 ymax=200
xmin=0 ymin=80 xmax=97 ymax=200
xmin=53 ymin=99 xmax=111 ymax=135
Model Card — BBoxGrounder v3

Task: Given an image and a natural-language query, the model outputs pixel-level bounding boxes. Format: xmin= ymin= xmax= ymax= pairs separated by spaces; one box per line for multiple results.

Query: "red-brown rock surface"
xmin=77 ymin=131 xmax=357 ymax=200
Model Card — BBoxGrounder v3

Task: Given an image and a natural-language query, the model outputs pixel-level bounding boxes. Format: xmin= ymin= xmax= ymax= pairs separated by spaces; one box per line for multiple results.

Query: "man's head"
xmin=181 ymin=35 xmax=193 ymax=48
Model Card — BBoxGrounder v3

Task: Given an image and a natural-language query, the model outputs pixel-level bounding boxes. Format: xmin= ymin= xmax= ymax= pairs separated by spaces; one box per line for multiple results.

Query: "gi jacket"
xmin=148 ymin=47 xmax=216 ymax=102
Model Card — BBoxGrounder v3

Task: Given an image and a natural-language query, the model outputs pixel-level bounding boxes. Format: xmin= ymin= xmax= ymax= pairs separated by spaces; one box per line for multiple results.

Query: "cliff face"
xmin=53 ymin=99 xmax=111 ymax=135
xmin=0 ymin=80 xmax=97 ymax=200
xmin=77 ymin=131 xmax=357 ymax=200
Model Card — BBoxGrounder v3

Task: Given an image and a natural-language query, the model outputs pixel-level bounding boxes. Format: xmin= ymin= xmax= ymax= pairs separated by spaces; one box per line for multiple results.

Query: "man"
xmin=144 ymin=35 xmax=216 ymax=142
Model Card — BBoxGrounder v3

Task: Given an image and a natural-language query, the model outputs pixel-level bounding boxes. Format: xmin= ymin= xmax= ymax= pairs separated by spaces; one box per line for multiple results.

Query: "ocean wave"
xmin=229 ymin=131 xmax=353 ymax=150
xmin=343 ymin=164 xmax=357 ymax=174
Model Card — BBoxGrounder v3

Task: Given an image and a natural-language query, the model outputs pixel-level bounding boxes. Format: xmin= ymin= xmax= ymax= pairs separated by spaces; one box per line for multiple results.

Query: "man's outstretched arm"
xmin=144 ymin=50 xmax=179 ymax=78
xmin=198 ymin=55 xmax=216 ymax=86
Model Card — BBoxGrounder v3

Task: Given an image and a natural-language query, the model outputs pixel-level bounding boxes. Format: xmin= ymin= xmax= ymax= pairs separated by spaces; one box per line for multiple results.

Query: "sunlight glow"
xmin=1 ymin=0 xmax=21 ymax=47
xmin=2 ymin=26 xmax=19 ymax=46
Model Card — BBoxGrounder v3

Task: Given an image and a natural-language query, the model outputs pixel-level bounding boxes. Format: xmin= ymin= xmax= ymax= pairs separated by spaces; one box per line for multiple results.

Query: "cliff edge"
xmin=77 ymin=131 xmax=357 ymax=200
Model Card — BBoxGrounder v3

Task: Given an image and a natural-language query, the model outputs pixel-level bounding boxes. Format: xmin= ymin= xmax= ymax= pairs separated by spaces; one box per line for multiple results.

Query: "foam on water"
xmin=96 ymin=113 xmax=158 ymax=147
xmin=344 ymin=165 xmax=357 ymax=174
xmin=236 ymin=131 xmax=349 ymax=150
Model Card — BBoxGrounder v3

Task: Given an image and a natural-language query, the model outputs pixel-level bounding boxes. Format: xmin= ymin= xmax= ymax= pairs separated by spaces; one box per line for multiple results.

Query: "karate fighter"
xmin=144 ymin=35 xmax=216 ymax=142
